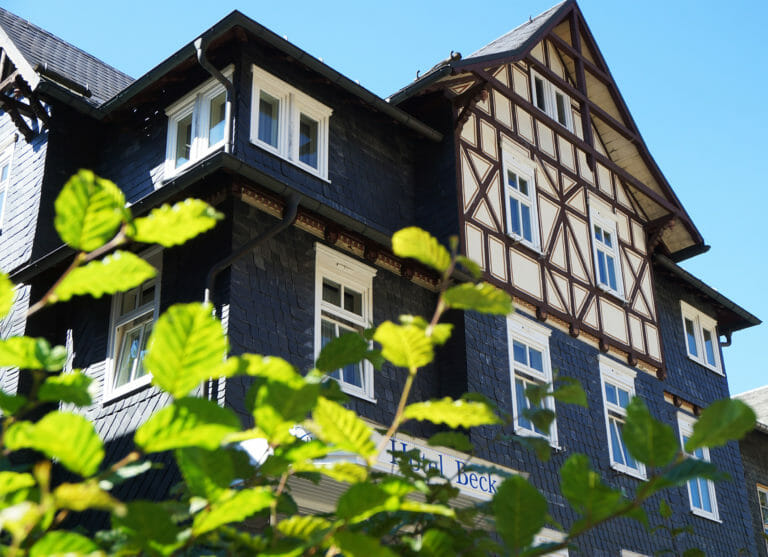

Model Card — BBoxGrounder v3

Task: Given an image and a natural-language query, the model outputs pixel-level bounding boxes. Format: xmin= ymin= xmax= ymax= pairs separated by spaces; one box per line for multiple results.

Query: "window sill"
xmin=249 ymin=139 xmax=330 ymax=183
xmin=338 ymin=384 xmax=376 ymax=404
xmin=690 ymin=508 xmax=721 ymax=523
xmin=102 ymin=374 xmax=153 ymax=405
xmin=596 ymin=283 xmax=627 ymax=305
xmin=514 ymin=428 xmax=558 ymax=449
xmin=685 ymin=354 xmax=723 ymax=376
xmin=610 ymin=462 xmax=646 ymax=481
xmin=164 ymin=143 xmax=225 ymax=181
xmin=507 ymin=234 xmax=543 ymax=258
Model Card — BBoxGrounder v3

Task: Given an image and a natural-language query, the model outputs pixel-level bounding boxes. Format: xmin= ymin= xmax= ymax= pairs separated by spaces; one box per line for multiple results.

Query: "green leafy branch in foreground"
xmin=0 ymin=172 xmax=756 ymax=556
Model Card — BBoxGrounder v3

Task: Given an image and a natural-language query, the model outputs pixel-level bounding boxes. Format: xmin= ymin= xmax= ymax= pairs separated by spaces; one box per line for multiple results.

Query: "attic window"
xmin=250 ymin=65 xmax=332 ymax=180
xmin=530 ymin=70 xmax=572 ymax=131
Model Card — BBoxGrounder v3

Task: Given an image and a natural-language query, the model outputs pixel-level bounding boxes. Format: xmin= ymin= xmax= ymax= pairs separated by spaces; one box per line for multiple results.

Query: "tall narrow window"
xmin=590 ymin=209 xmax=624 ymax=297
xmin=502 ymin=151 xmax=539 ymax=250
xmin=299 ymin=114 xmax=319 ymax=169
xmin=258 ymin=91 xmax=280 ymax=148
xmin=107 ymin=250 xmax=161 ymax=400
xmin=508 ymin=314 xmax=556 ymax=445
xmin=208 ymin=91 xmax=227 ymax=147
xmin=679 ymin=413 xmax=719 ymax=521
xmin=530 ymin=70 xmax=573 ymax=131
xmin=600 ymin=356 xmax=645 ymax=478
xmin=680 ymin=301 xmax=721 ymax=373
xmin=315 ymin=244 xmax=376 ymax=401
xmin=758 ymin=485 xmax=768 ymax=549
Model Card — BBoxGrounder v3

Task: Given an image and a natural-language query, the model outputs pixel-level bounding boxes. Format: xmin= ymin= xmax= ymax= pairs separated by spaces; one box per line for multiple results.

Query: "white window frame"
xmin=507 ymin=313 xmax=556 ymax=445
xmin=0 ymin=137 xmax=16 ymax=232
xmin=164 ymin=66 xmax=233 ymax=178
xmin=757 ymin=484 xmax=768 ymax=551
xmin=250 ymin=65 xmax=332 ymax=180
xmin=533 ymin=527 xmax=566 ymax=555
xmin=678 ymin=412 xmax=720 ymax=521
xmin=680 ymin=301 xmax=722 ymax=373
xmin=530 ymin=70 xmax=573 ymax=131
xmin=104 ymin=248 xmax=162 ymax=402
xmin=502 ymin=151 xmax=540 ymax=251
xmin=314 ymin=244 xmax=376 ymax=401
xmin=599 ymin=355 xmax=645 ymax=479
xmin=590 ymin=208 xmax=624 ymax=298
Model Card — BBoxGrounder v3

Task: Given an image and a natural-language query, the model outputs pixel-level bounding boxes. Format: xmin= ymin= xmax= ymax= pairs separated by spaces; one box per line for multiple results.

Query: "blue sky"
xmin=6 ymin=0 xmax=766 ymax=395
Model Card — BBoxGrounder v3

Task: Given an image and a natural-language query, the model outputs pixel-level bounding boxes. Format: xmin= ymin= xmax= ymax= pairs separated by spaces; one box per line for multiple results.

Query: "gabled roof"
xmin=390 ymin=0 xmax=704 ymax=260
xmin=0 ymin=8 xmax=133 ymax=107
xmin=734 ymin=386 xmax=768 ymax=432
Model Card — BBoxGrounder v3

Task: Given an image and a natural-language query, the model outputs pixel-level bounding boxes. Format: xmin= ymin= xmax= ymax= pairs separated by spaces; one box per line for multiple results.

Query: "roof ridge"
xmin=0 ymin=7 xmax=133 ymax=82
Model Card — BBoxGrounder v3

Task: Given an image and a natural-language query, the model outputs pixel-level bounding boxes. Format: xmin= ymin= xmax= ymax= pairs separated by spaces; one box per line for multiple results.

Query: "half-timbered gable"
xmin=393 ymin=0 xmax=704 ymax=374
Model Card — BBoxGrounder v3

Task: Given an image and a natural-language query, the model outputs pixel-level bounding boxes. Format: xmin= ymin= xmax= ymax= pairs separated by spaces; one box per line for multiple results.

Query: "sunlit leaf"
xmin=192 ymin=488 xmax=274 ymax=535
xmin=0 ymin=272 xmax=13 ymax=320
xmin=129 ymin=199 xmax=223 ymax=247
xmin=38 ymin=371 xmax=93 ymax=407
xmin=0 ymin=391 xmax=27 ymax=415
xmin=112 ymin=501 xmax=182 ymax=556
xmin=455 ymin=255 xmax=483 ymax=280
xmin=144 ymin=303 xmax=228 ymax=398
xmin=373 ymin=321 xmax=433 ymax=370
xmin=392 ymin=227 xmax=450 ymax=273
xmin=560 ymin=454 xmax=624 ymax=531
xmin=293 ymin=461 xmax=369 ymax=484
xmin=493 ymin=476 xmax=547 ymax=551
xmin=404 ymin=397 xmax=501 ymax=428
xmin=54 ymin=480 xmax=123 ymax=512
xmin=30 ymin=531 xmax=103 ymax=557
xmin=176 ymin=447 xmax=242 ymax=501
xmin=51 ymin=251 xmax=156 ymax=302
xmin=333 ymin=530 xmax=399 ymax=557
xmin=0 ymin=337 xmax=67 ymax=371
xmin=135 ymin=397 xmax=240 ymax=452
xmin=277 ymin=515 xmax=332 ymax=540
xmin=315 ymin=332 xmax=369 ymax=374
xmin=336 ymin=482 xmax=393 ymax=521
xmin=623 ymin=398 xmax=678 ymax=468
xmin=6 ymin=412 xmax=104 ymax=476
xmin=685 ymin=399 xmax=756 ymax=452
xmin=0 ymin=472 xmax=35 ymax=497
xmin=54 ymin=170 xmax=128 ymax=252
xmin=310 ymin=397 xmax=376 ymax=459
xmin=444 ymin=282 xmax=513 ymax=315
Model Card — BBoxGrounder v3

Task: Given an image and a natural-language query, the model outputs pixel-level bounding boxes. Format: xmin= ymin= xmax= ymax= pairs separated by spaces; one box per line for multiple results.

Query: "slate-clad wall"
xmin=234 ymin=47 xmax=422 ymax=238
xmin=739 ymin=429 xmax=768 ymax=557
xmin=226 ymin=201 xmax=440 ymax=437
xmin=463 ymin=308 xmax=757 ymax=555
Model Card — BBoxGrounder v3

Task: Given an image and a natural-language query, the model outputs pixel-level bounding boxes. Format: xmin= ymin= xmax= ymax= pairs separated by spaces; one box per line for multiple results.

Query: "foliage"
xmin=0 ymin=171 xmax=755 ymax=555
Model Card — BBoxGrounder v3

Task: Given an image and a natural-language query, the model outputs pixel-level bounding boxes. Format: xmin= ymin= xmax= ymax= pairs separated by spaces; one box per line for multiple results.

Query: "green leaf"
xmin=144 ymin=303 xmax=228 ymax=398
xmin=392 ymin=227 xmax=450 ymax=273
xmin=522 ymin=407 xmax=555 ymax=433
xmin=404 ymin=397 xmax=501 ymax=428
xmin=192 ymin=488 xmax=274 ymax=535
xmin=54 ymin=170 xmax=128 ymax=252
xmin=293 ymin=461 xmax=369 ymax=484
xmin=277 ymin=515 xmax=332 ymax=539
xmin=659 ymin=499 xmax=673 ymax=519
xmin=51 ymin=251 xmax=156 ymax=302
xmin=0 ymin=337 xmax=67 ymax=371
xmin=310 ymin=397 xmax=376 ymax=459
xmin=0 ymin=391 xmax=27 ymax=415
xmin=420 ymin=529 xmax=455 ymax=557
xmin=523 ymin=382 xmax=549 ymax=406
xmin=400 ymin=500 xmax=455 ymax=517
xmin=682 ymin=550 xmax=706 ymax=557
xmin=552 ymin=377 xmax=588 ymax=407
xmin=428 ymin=431 xmax=473 ymax=453
xmin=0 ymin=472 xmax=35 ymax=496
xmin=623 ymin=398 xmax=678 ymax=468
xmin=685 ymin=399 xmax=756 ymax=452
xmin=373 ymin=321 xmax=434 ymax=370
xmin=54 ymin=481 xmax=122 ymax=512
xmin=0 ymin=272 xmax=13 ymax=320
xmin=516 ymin=436 xmax=552 ymax=462
xmin=30 ymin=531 xmax=102 ymax=557
xmin=333 ymin=530 xmax=398 ymax=557
xmin=560 ymin=454 xmax=624 ymax=528
xmin=336 ymin=482 xmax=392 ymax=521
xmin=176 ymin=447 xmax=238 ymax=500
xmin=493 ymin=476 xmax=547 ymax=551
xmin=134 ymin=397 xmax=240 ymax=452
xmin=38 ymin=371 xmax=93 ymax=406
xmin=648 ymin=458 xmax=725 ymax=495
xmin=443 ymin=282 xmax=513 ymax=315
xmin=113 ymin=501 xmax=182 ymax=556
xmin=129 ymin=199 xmax=223 ymax=247
xmin=315 ymin=332 xmax=369 ymax=374
xmin=455 ymin=255 xmax=483 ymax=280
xmin=6 ymin=412 xmax=103 ymax=476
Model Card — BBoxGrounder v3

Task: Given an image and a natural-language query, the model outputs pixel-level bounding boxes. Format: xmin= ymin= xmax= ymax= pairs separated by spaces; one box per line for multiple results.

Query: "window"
xmin=530 ymin=70 xmax=573 ymax=130
xmin=680 ymin=301 xmax=721 ymax=373
xmin=106 ymin=249 xmax=161 ymax=400
xmin=590 ymin=208 xmax=624 ymax=297
xmin=315 ymin=244 xmax=376 ymax=400
xmin=164 ymin=67 xmax=232 ymax=177
xmin=678 ymin=412 xmax=719 ymax=521
xmin=251 ymin=66 xmax=332 ymax=180
xmin=533 ymin=527 xmax=566 ymax=555
xmin=507 ymin=314 xmax=556 ymax=444
xmin=757 ymin=485 xmax=768 ymax=549
xmin=599 ymin=356 xmax=645 ymax=478
xmin=502 ymin=151 xmax=540 ymax=250
xmin=0 ymin=140 xmax=14 ymax=231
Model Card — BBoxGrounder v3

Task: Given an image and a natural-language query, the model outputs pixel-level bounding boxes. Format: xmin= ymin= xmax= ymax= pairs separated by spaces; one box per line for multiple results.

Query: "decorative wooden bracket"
xmin=454 ymin=80 xmax=488 ymax=129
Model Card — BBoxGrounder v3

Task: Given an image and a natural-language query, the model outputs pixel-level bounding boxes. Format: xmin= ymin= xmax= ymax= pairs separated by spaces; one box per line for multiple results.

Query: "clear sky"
xmin=5 ymin=0 xmax=767 ymax=395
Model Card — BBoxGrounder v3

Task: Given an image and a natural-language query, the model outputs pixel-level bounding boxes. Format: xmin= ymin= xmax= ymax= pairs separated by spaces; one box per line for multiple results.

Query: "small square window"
xmin=315 ymin=244 xmax=376 ymax=401
xmin=679 ymin=412 xmax=719 ymax=521
xmin=680 ymin=301 xmax=721 ymax=373
xmin=530 ymin=70 xmax=573 ymax=131
xmin=502 ymin=152 xmax=540 ymax=250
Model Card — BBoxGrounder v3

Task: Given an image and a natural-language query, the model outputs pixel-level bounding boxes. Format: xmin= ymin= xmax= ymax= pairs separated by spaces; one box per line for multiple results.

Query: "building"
xmin=734 ymin=386 xmax=768 ymax=556
xmin=0 ymin=1 xmax=760 ymax=554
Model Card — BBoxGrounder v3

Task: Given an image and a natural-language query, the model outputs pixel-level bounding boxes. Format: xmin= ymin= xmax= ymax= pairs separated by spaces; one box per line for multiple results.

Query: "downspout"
xmin=194 ymin=37 xmax=234 ymax=155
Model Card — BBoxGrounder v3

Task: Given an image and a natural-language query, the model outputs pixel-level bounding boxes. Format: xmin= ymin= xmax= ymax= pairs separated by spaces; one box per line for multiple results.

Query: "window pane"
xmin=689 ymin=478 xmax=702 ymax=509
xmin=518 ymin=177 xmax=528 ymax=196
xmin=120 ymin=288 xmax=138 ymax=316
xmin=703 ymin=329 xmax=716 ymax=366
xmin=114 ymin=326 xmax=142 ymax=388
xmin=521 ymin=205 xmax=532 ymax=243
xmin=609 ymin=418 xmax=625 ymax=465
xmin=594 ymin=225 xmax=603 ymax=242
xmin=596 ymin=250 xmax=607 ymax=286
xmin=135 ymin=322 xmax=152 ymax=379
xmin=605 ymin=383 xmax=617 ymax=405
xmin=140 ymin=283 xmax=156 ymax=307
xmin=698 ymin=478 xmax=712 ymax=511
xmin=258 ymin=91 xmax=280 ymax=147
xmin=513 ymin=341 xmax=528 ymax=366
xmin=534 ymin=78 xmax=546 ymax=111
xmin=343 ymin=287 xmax=362 ymax=316
xmin=509 ymin=197 xmax=521 ymax=236
xmin=0 ymin=163 xmax=8 ymax=182
xmin=606 ymin=255 xmax=617 ymax=291
xmin=507 ymin=170 xmax=518 ymax=189
xmin=342 ymin=362 xmax=363 ymax=387
xmin=603 ymin=230 xmax=612 ymax=248
xmin=208 ymin=91 xmax=227 ymax=147
xmin=0 ymin=190 xmax=5 ymax=222
xmin=618 ymin=387 xmax=630 ymax=409
xmin=515 ymin=378 xmax=532 ymax=431
xmin=175 ymin=114 xmax=193 ymax=168
xmin=555 ymin=92 xmax=567 ymax=125
xmin=528 ymin=348 xmax=543 ymax=372
xmin=322 ymin=279 xmax=341 ymax=306
xmin=299 ymin=114 xmax=318 ymax=168
xmin=685 ymin=318 xmax=698 ymax=356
